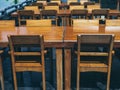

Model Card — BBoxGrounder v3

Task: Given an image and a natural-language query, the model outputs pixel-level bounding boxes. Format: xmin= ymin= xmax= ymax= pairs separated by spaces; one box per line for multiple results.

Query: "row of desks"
xmin=11 ymin=9 xmax=120 ymax=17
xmin=0 ymin=24 xmax=120 ymax=90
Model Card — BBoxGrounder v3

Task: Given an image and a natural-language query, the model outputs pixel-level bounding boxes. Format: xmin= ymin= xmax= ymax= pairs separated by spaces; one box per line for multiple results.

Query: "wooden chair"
xmin=36 ymin=0 xmax=47 ymax=5
xmin=0 ymin=50 xmax=4 ymax=90
xmin=106 ymin=19 xmax=120 ymax=26
xmin=26 ymin=19 xmax=52 ymax=27
xmin=71 ymin=9 xmax=88 ymax=25
xmin=32 ymin=2 xmax=44 ymax=9
xmin=17 ymin=10 xmax=34 ymax=26
xmin=0 ymin=20 xmax=15 ymax=27
xmin=92 ymin=9 xmax=109 ymax=19
xmin=83 ymin=1 xmax=95 ymax=8
xmin=73 ymin=19 xmax=99 ymax=27
xmin=8 ymin=35 xmax=46 ymax=90
xmin=76 ymin=34 xmax=114 ymax=90
xmin=41 ymin=9 xmax=58 ymax=25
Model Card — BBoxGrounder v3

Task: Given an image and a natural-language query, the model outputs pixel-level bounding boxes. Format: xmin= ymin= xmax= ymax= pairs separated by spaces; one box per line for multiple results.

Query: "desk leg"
xmin=56 ymin=49 xmax=63 ymax=90
xmin=64 ymin=49 xmax=71 ymax=90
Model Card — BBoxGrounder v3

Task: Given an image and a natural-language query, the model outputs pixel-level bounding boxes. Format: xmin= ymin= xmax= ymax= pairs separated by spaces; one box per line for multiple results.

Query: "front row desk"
xmin=0 ymin=19 xmax=120 ymax=90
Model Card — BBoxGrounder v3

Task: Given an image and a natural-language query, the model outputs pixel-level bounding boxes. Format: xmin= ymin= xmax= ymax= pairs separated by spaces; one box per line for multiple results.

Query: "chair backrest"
xmin=18 ymin=10 xmax=34 ymax=16
xmin=0 ymin=50 xmax=4 ymax=90
xmin=18 ymin=10 xmax=34 ymax=26
xmin=69 ymin=5 xmax=84 ymax=10
xmin=47 ymin=2 xmax=59 ymax=6
xmin=26 ymin=20 xmax=52 ymax=27
xmin=73 ymin=19 xmax=99 ymax=27
xmin=92 ymin=9 xmax=109 ymax=19
xmin=77 ymin=34 xmax=114 ymax=68
xmin=83 ymin=1 xmax=95 ymax=8
xmin=32 ymin=2 xmax=43 ymax=9
xmin=0 ymin=20 xmax=15 ymax=27
xmin=106 ymin=20 xmax=120 ymax=26
xmin=41 ymin=10 xmax=57 ymax=16
xmin=36 ymin=0 xmax=46 ymax=5
xmin=8 ymin=34 xmax=46 ymax=90
xmin=69 ymin=2 xmax=81 ymax=5
xmin=71 ymin=9 xmax=88 ymax=18
xmin=44 ymin=6 xmax=59 ymax=12
xmin=8 ymin=34 xmax=44 ymax=68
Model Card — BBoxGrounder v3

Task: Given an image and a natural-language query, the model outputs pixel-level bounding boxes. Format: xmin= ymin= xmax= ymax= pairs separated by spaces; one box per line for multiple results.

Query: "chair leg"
xmin=42 ymin=70 xmax=46 ymax=90
xmin=77 ymin=67 xmax=80 ymax=90
xmin=13 ymin=70 xmax=18 ymax=90
xmin=11 ymin=62 xmax=18 ymax=90
xmin=106 ymin=70 xmax=111 ymax=90
xmin=0 ymin=56 xmax=4 ymax=90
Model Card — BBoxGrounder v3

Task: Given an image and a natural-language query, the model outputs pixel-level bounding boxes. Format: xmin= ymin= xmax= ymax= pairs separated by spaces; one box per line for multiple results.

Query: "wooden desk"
xmin=0 ymin=26 xmax=64 ymax=90
xmin=0 ymin=25 xmax=120 ymax=90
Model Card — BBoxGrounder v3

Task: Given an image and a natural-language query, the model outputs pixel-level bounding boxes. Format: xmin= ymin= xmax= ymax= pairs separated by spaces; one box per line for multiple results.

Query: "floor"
xmin=1 ymin=48 xmax=120 ymax=90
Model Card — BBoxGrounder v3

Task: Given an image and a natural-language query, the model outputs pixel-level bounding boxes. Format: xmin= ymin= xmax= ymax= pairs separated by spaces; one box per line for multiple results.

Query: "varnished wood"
xmin=73 ymin=19 xmax=99 ymax=27
xmin=24 ymin=6 xmax=40 ymax=14
xmin=17 ymin=10 xmax=34 ymax=26
xmin=26 ymin=20 xmax=52 ymax=27
xmin=50 ymin=0 xmax=61 ymax=5
xmin=80 ymin=0 xmax=89 ymax=4
xmin=92 ymin=9 xmax=109 ymax=19
xmin=106 ymin=19 xmax=120 ymax=26
xmin=71 ymin=10 xmax=88 ymax=25
xmin=44 ymin=6 xmax=59 ymax=12
xmin=69 ymin=5 xmax=84 ymax=10
xmin=8 ymin=35 xmax=46 ymax=90
xmin=40 ymin=9 xmax=58 ymax=26
xmin=56 ymin=49 xmax=63 ymax=90
xmin=67 ymin=0 xmax=77 ymax=4
xmin=87 ymin=4 xmax=101 ymax=11
xmin=76 ymin=34 xmax=114 ymax=90
xmin=36 ymin=0 xmax=47 ymax=5
xmin=0 ymin=20 xmax=15 ymax=27
xmin=64 ymin=49 xmax=71 ymax=90
xmin=0 ymin=21 xmax=120 ymax=90
xmin=0 ymin=50 xmax=4 ymax=90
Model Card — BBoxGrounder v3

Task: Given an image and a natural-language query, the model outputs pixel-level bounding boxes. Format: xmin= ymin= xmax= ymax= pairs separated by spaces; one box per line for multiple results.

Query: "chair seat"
xmin=80 ymin=62 xmax=108 ymax=72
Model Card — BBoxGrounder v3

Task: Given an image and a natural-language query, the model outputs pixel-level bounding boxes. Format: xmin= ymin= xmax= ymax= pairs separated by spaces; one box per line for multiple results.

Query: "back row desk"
xmin=0 ymin=24 xmax=120 ymax=90
xmin=11 ymin=9 xmax=120 ymax=17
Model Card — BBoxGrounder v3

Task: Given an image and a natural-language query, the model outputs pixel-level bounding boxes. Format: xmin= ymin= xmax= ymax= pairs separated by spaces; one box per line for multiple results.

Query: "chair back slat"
xmin=69 ymin=2 xmax=81 ymax=5
xmin=71 ymin=9 xmax=88 ymax=15
xmin=78 ymin=34 xmax=114 ymax=44
xmin=8 ymin=35 xmax=43 ymax=46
